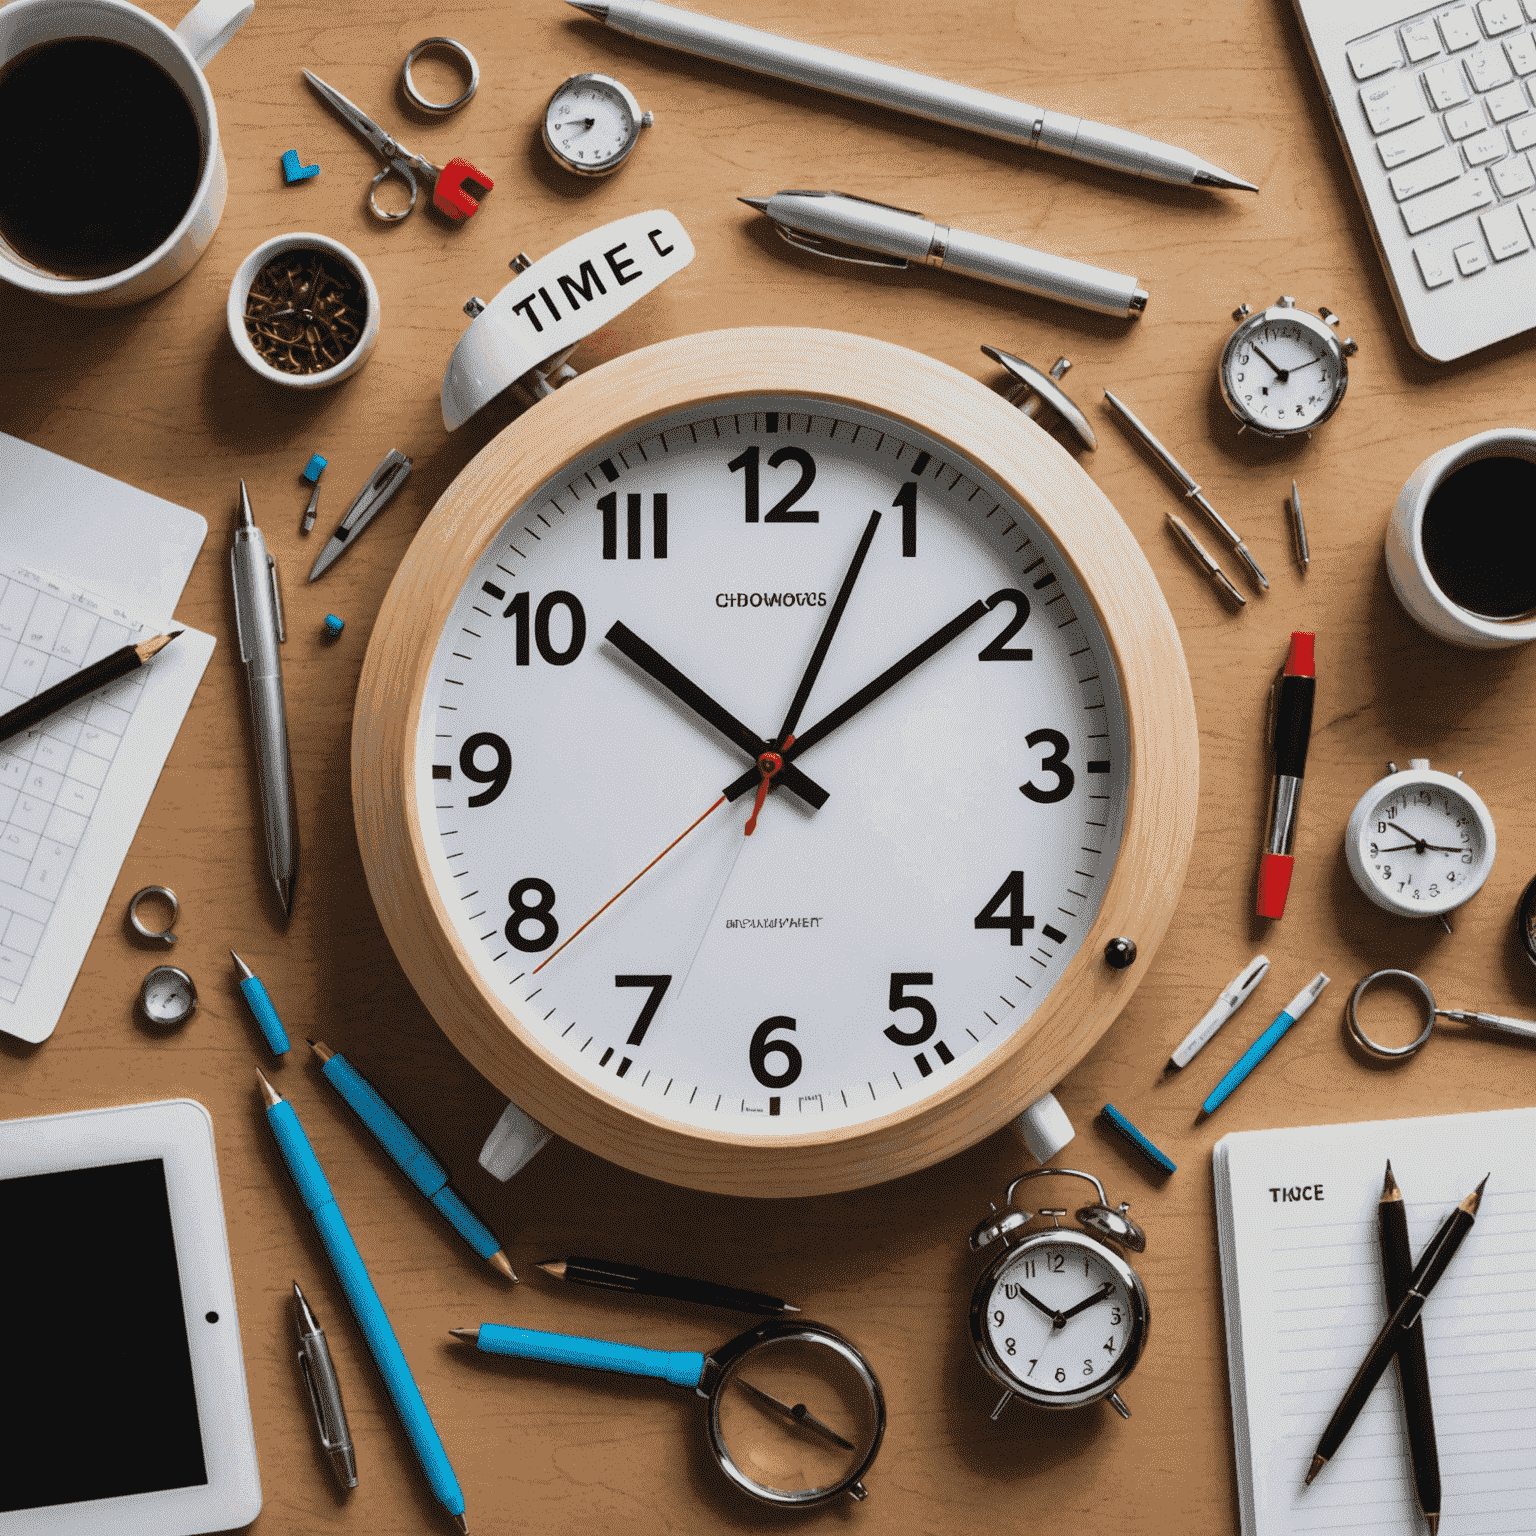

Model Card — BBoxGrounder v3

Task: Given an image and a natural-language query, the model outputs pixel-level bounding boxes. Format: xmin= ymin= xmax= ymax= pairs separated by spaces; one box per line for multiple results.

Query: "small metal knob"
xmin=463 ymin=296 xmax=486 ymax=318
xmin=1104 ymin=937 xmax=1138 ymax=969
xmin=981 ymin=348 xmax=1096 ymax=452
xmin=640 ymin=110 xmax=654 ymax=127
xmin=1232 ymin=303 xmax=1251 ymax=321
xmin=509 ymin=252 xmax=533 ymax=273
xmin=1276 ymin=295 xmax=1296 ymax=308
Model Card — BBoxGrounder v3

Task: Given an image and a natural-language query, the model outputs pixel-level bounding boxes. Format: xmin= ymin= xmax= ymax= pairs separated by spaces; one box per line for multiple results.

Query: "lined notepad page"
xmin=1215 ymin=1107 xmax=1536 ymax=1536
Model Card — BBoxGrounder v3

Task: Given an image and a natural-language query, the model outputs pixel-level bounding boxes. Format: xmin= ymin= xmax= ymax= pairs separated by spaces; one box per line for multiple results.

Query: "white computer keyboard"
xmin=1349 ymin=0 xmax=1536 ymax=285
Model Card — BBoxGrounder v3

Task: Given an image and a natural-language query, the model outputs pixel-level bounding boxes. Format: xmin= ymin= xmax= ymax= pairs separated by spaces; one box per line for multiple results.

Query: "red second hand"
xmin=744 ymin=734 xmax=793 ymax=836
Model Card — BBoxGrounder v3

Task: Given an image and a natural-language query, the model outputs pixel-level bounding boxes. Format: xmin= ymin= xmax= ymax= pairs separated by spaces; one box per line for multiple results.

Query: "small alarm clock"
xmin=1344 ymin=758 xmax=1497 ymax=922
xmin=1219 ymin=296 xmax=1356 ymax=439
xmin=967 ymin=1168 xmax=1150 ymax=1419
xmin=542 ymin=72 xmax=653 ymax=176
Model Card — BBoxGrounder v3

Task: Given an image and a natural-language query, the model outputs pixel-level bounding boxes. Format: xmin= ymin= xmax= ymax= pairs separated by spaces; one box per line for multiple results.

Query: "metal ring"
xmin=1347 ymin=969 xmax=1437 ymax=1060
xmin=129 ymin=885 xmax=179 ymax=945
xmin=402 ymin=37 xmax=479 ymax=114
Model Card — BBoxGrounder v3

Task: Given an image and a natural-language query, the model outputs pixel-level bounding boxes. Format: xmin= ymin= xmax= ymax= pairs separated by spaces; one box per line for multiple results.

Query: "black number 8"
xmin=505 ymin=878 xmax=558 ymax=952
xmin=1004 ymin=1337 xmax=1017 ymax=1356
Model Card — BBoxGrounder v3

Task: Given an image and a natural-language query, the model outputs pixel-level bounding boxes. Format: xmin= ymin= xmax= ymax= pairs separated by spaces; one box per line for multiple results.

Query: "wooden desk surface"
xmin=4 ymin=0 xmax=1536 ymax=1529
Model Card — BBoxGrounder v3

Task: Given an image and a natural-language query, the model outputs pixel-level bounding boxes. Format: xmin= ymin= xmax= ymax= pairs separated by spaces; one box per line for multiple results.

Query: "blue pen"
xmin=257 ymin=1071 xmax=469 ymax=1533
xmin=1098 ymin=1103 xmax=1177 ymax=1175
xmin=231 ymin=950 xmax=290 ymax=1055
xmin=1201 ymin=972 xmax=1330 ymax=1116
xmin=451 ymin=1324 xmax=707 ymax=1387
xmin=309 ymin=1040 xmax=516 ymax=1282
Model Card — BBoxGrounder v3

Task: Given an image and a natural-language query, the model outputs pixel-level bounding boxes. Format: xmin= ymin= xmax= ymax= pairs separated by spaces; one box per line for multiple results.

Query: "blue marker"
xmin=453 ymin=1324 xmax=706 ymax=1387
xmin=1201 ymin=972 xmax=1330 ymax=1116
xmin=231 ymin=950 xmax=290 ymax=1054
xmin=309 ymin=1040 xmax=515 ymax=1282
xmin=1098 ymin=1103 xmax=1176 ymax=1175
xmin=258 ymin=1071 xmax=469 ymax=1533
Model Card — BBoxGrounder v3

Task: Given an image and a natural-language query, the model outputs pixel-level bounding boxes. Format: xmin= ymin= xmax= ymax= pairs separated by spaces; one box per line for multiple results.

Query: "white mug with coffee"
xmin=1386 ymin=428 xmax=1536 ymax=649
xmin=0 ymin=0 xmax=253 ymax=307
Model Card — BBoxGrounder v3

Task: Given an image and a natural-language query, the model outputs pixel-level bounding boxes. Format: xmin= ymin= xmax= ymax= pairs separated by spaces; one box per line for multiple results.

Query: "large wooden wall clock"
xmin=353 ymin=329 xmax=1198 ymax=1198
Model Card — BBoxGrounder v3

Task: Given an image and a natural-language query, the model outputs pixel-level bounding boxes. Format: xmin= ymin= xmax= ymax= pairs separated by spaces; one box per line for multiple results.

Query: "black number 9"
xmin=460 ymin=732 xmax=512 ymax=807
xmin=993 ymin=1309 xmax=1005 ymax=1326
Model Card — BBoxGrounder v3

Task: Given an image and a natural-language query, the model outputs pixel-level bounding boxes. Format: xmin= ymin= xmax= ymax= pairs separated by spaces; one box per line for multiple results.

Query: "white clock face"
xmin=415 ymin=397 xmax=1129 ymax=1136
xmin=1355 ymin=779 xmax=1492 ymax=914
xmin=1223 ymin=313 xmax=1342 ymax=433
xmin=545 ymin=77 xmax=638 ymax=170
xmin=982 ymin=1238 xmax=1136 ymax=1395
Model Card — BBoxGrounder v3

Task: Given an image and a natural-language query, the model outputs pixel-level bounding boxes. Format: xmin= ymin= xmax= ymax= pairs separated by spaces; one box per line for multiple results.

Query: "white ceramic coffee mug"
xmin=1386 ymin=427 xmax=1536 ymax=649
xmin=0 ymin=0 xmax=253 ymax=306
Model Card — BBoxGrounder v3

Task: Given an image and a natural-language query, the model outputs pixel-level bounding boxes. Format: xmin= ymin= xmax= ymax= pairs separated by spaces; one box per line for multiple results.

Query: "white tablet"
xmin=0 ymin=1099 xmax=262 ymax=1534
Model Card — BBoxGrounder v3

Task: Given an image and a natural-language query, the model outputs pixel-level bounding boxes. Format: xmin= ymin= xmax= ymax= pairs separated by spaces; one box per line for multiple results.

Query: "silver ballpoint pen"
xmin=293 ymin=1282 xmax=358 ymax=1490
xmin=742 ymin=190 xmax=1147 ymax=318
xmin=567 ymin=0 xmax=1255 ymax=191
xmin=231 ymin=482 xmax=299 ymax=917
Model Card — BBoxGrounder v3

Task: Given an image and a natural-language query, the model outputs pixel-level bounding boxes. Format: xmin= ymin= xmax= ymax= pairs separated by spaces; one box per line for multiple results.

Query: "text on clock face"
xmin=418 ymin=401 xmax=1130 ymax=1134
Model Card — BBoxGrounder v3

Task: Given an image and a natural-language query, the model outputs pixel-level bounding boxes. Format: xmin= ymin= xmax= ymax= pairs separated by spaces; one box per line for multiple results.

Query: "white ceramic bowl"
xmin=227 ymin=232 xmax=379 ymax=388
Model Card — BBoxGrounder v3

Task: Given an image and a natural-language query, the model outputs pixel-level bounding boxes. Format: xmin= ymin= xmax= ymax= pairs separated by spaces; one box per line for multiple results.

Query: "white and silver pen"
xmin=294 ymin=1282 xmax=358 ymax=1489
xmin=569 ymin=0 xmax=1255 ymax=191
xmin=1167 ymin=955 xmax=1270 ymax=1072
xmin=232 ymin=481 xmax=299 ymax=918
xmin=742 ymin=190 xmax=1147 ymax=318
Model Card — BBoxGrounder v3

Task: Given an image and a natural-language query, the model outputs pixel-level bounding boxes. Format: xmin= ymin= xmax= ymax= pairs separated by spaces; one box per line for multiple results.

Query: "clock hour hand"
xmin=605 ymin=622 xmax=828 ymax=808
xmin=734 ymin=1375 xmax=856 ymax=1450
xmin=722 ymin=597 xmax=991 ymax=802
xmin=1384 ymin=820 xmax=1461 ymax=855
xmin=1014 ymin=1286 xmax=1064 ymax=1327
xmin=1057 ymin=1281 xmax=1115 ymax=1322
xmin=1249 ymin=342 xmax=1290 ymax=383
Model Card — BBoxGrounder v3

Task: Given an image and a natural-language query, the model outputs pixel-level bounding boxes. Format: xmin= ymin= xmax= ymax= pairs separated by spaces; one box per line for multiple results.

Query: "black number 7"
xmin=615 ymin=975 xmax=672 ymax=1046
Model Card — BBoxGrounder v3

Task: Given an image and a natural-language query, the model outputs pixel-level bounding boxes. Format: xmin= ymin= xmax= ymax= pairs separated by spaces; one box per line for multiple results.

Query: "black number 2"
xmin=978 ymin=589 xmax=1032 ymax=661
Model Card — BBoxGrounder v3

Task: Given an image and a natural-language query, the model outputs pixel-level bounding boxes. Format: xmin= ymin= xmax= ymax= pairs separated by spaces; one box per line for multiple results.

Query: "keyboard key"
xmin=1469 ymin=44 xmax=1515 ymax=87
xmin=1445 ymin=101 xmax=1488 ymax=135
xmin=1403 ymin=18 xmax=1442 ymax=60
xmin=1378 ymin=115 xmax=1447 ymax=165
xmin=1487 ymin=80 xmax=1529 ymax=116
xmin=1349 ymin=31 xmax=1404 ymax=78
xmin=1414 ymin=241 xmax=1456 ymax=285
xmin=1510 ymin=113 xmax=1536 ymax=145
xmin=1362 ymin=76 xmax=1428 ymax=131
xmin=1483 ymin=201 xmax=1532 ymax=253
xmin=1493 ymin=148 xmax=1536 ymax=191
xmin=1391 ymin=145 xmax=1464 ymax=197
xmin=1507 ymin=30 xmax=1536 ymax=70
xmin=1463 ymin=126 xmax=1508 ymax=161
xmin=1480 ymin=0 xmax=1524 ymax=33
xmin=1439 ymin=6 xmax=1481 ymax=48
xmin=1424 ymin=60 xmax=1472 ymax=106
xmin=1401 ymin=168 xmax=1494 ymax=232
xmin=1454 ymin=239 xmax=1489 ymax=272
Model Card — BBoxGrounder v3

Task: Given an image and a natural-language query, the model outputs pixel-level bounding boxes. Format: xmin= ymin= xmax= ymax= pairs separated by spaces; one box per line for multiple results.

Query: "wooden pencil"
xmin=0 ymin=632 xmax=180 ymax=749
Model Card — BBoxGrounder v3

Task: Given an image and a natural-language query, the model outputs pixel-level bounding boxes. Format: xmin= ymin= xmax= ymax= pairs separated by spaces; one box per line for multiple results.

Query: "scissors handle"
xmin=1441 ymin=1008 xmax=1536 ymax=1040
xmin=369 ymin=161 xmax=419 ymax=221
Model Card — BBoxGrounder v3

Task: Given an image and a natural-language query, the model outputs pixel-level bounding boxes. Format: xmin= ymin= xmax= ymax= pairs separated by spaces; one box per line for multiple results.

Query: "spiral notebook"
xmin=1214 ymin=1107 xmax=1536 ymax=1535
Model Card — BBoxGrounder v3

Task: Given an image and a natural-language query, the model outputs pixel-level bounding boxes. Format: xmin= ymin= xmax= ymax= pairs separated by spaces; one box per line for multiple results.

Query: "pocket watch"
xmin=542 ymin=73 xmax=653 ymax=176
xmin=967 ymin=1168 xmax=1149 ymax=1419
xmin=1219 ymin=296 xmax=1357 ymax=439
xmin=1344 ymin=758 xmax=1497 ymax=921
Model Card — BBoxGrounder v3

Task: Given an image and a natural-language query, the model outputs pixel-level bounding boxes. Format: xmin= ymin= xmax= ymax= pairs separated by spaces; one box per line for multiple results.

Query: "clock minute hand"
xmin=721 ymin=597 xmax=991 ymax=802
xmin=605 ymin=622 xmax=828 ymax=808
xmin=734 ymin=1376 xmax=856 ymax=1450
xmin=1057 ymin=1281 xmax=1115 ymax=1322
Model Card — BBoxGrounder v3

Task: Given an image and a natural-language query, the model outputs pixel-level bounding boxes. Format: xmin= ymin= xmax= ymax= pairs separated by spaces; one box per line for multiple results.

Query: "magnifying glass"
xmin=1347 ymin=968 xmax=1536 ymax=1060
xmin=451 ymin=1317 xmax=884 ymax=1506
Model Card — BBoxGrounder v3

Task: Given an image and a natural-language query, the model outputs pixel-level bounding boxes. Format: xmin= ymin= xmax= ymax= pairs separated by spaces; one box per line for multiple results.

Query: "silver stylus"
xmin=231 ymin=481 xmax=299 ymax=917
xmin=742 ymin=190 xmax=1148 ymax=318
xmin=568 ymin=0 xmax=1255 ymax=191
xmin=294 ymin=1282 xmax=358 ymax=1490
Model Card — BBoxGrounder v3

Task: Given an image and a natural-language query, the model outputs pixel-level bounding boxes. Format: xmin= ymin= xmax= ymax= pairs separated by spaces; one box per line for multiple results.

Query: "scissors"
xmin=303 ymin=70 xmax=493 ymax=222
xmin=1347 ymin=968 xmax=1536 ymax=1060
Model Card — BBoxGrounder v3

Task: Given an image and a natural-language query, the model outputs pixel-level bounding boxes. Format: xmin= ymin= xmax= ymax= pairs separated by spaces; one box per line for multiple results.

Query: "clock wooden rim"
xmin=353 ymin=327 xmax=1199 ymax=1197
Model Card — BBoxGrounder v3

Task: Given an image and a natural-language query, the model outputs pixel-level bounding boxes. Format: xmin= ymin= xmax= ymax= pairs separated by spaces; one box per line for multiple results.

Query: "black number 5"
xmin=1020 ymin=729 xmax=1075 ymax=804
xmin=885 ymin=972 xmax=937 ymax=1045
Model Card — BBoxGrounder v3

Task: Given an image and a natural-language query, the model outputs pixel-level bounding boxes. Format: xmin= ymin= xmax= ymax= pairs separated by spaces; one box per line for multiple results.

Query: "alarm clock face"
xmin=543 ymin=74 xmax=645 ymax=175
xmin=414 ymin=396 xmax=1129 ymax=1137
xmin=1219 ymin=306 xmax=1347 ymax=438
xmin=1346 ymin=767 xmax=1496 ymax=918
xmin=972 ymin=1231 xmax=1146 ymax=1405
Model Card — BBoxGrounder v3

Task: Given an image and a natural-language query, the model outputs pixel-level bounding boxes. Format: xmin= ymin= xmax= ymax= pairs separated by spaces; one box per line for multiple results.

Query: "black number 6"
xmin=1020 ymin=729 xmax=1075 ymax=804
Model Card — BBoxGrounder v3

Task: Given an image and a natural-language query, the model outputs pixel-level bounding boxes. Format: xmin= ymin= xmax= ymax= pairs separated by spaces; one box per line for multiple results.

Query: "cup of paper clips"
xmin=227 ymin=232 xmax=380 ymax=388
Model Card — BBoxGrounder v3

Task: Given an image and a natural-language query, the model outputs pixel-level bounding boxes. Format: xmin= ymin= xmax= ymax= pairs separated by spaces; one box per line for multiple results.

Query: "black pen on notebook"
xmin=0 ymin=631 xmax=180 ymax=748
xmin=1256 ymin=631 xmax=1315 ymax=919
xmin=536 ymin=1257 xmax=799 ymax=1316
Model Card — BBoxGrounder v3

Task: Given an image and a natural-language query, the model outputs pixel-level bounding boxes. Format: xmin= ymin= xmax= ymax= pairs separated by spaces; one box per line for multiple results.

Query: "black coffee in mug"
xmin=1420 ymin=454 xmax=1536 ymax=620
xmin=0 ymin=37 xmax=202 ymax=279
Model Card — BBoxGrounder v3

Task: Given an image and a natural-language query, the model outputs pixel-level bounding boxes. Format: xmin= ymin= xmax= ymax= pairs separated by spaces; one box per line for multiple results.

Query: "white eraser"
xmin=478 ymin=1099 xmax=554 ymax=1181
xmin=1013 ymin=1091 xmax=1075 ymax=1164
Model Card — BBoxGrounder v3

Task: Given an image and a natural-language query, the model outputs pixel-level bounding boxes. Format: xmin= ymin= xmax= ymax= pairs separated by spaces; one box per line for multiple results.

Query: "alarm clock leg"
xmin=1109 ymin=1392 xmax=1131 ymax=1419
xmin=990 ymin=1390 xmax=1014 ymax=1421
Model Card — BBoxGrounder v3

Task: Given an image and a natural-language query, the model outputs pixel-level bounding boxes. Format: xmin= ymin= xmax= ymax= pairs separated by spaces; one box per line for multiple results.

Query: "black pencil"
xmin=0 ymin=632 xmax=181 ymax=748
xmin=536 ymin=1256 xmax=799 ymax=1316
xmin=1380 ymin=1162 xmax=1441 ymax=1535
xmin=1307 ymin=1175 xmax=1486 ymax=1486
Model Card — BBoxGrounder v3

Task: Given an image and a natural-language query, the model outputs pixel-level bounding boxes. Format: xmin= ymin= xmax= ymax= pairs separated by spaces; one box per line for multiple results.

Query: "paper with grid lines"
xmin=1215 ymin=1108 xmax=1536 ymax=1535
xmin=0 ymin=557 xmax=213 ymax=1042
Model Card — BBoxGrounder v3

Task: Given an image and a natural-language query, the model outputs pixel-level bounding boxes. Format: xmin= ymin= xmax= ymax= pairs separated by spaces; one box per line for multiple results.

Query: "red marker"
xmin=1256 ymin=632 xmax=1315 ymax=919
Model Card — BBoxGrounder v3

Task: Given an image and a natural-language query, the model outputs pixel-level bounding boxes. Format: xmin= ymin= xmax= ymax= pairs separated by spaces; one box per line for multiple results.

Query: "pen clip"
xmin=298 ymin=1346 xmax=347 ymax=1451
xmin=267 ymin=553 xmax=286 ymax=644
xmin=230 ymin=547 xmax=251 ymax=665
xmin=1265 ymin=665 xmax=1283 ymax=747
xmin=772 ymin=222 xmax=908 ymax=269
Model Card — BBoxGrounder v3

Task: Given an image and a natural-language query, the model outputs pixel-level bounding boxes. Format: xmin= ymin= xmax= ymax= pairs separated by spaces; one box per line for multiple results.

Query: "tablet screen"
xmin=0 ymin=1158 xmax=208 ymax=1513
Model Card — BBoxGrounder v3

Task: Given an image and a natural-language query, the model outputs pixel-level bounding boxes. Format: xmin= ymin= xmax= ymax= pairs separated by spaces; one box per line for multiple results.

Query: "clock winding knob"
xmin=1104 ymin=937 xmax=1138 ymax=969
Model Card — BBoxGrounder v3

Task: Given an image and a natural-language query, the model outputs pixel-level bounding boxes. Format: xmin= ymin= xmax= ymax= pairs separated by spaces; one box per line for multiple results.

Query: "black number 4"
xmin=974 ymin=872 xmax=1034 ymax=946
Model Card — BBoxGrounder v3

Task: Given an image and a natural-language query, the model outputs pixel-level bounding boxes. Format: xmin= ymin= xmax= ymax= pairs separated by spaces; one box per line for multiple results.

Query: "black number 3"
xmin=1020 ymin=729 xmax=1075 ymax=804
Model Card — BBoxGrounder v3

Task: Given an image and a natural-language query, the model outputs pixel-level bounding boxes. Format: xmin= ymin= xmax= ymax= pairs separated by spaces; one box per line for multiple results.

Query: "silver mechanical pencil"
xmin=568 ymin=0 xmax=1255 ymax=191
xmin=742 ymin=190 xmax=1148 ymax=318
xmin=294 ymin=1282 xmax=358 ymax=1489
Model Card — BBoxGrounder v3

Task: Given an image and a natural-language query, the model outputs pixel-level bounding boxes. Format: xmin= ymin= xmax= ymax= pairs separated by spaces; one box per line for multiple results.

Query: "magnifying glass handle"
xmin=1443 ymin=1009 xmax=1536 ymax=1040
xmin=459 ymin=1323 xmax=706 ymax=1388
